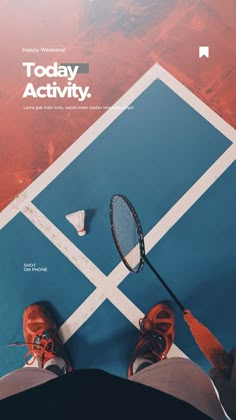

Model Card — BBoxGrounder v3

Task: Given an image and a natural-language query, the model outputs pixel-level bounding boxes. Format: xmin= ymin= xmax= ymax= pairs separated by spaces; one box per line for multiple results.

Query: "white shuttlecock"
xmin=66 ymin=210 xmax=86 ymax=236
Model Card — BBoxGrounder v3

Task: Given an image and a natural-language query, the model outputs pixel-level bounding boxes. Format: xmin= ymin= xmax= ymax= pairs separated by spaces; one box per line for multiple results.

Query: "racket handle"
xmin=184 ymin=310 xmax=233 ymax=377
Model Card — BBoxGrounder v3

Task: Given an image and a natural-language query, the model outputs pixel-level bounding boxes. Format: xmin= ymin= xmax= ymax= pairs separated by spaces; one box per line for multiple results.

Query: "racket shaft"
xmin=144 ymin=257 xmax=185 ymax=312
xmin=110 ymin=195 xmax=231 ymax=375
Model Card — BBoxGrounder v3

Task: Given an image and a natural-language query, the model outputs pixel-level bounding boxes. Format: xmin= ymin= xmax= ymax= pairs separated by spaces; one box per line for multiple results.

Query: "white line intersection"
xmin=1 ymin=63 xmax=235 ymax=368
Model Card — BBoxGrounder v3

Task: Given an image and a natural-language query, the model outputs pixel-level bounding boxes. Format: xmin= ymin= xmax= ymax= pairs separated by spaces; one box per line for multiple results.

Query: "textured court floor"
xmin=0 ymin=64 xmax=236 ymax=378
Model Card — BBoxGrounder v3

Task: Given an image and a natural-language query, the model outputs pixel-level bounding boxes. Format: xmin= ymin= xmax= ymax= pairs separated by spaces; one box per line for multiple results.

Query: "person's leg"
xmin=128 ymin=303 xmax=227 ymax=419
xmin=23 ymin=303 xmax=72 ymax=375
xmin=0 ymin=367 xmax=57 ymax=399
xmin=127 ymin=303 xmax=175 ymax=377
xmin=130 ymin=358 xmax=227 ymax=419
xmin=0 ymin=302 xmax=72 ymax=399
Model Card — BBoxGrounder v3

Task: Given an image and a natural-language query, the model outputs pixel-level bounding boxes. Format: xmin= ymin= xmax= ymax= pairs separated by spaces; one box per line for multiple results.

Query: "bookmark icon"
xmin=199 ymin=46 xmax=209 ymax=58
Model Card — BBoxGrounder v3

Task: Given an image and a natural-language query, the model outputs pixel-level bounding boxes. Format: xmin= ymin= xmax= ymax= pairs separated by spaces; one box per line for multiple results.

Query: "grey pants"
xmin=0 ymin=358 xmax=227 ymax=419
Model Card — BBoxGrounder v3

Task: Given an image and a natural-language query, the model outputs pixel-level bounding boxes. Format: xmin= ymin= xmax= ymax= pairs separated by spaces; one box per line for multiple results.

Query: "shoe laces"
xmin=139 ymin=317 xmax=166 ymax=360
xmin=8 ymin=329 xmax=61 ymax=367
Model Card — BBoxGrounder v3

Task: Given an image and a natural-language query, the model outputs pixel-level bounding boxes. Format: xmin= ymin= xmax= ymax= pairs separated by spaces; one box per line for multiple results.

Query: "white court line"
xmin=22 ymin=203 xmax=106 ymax=289
xmin=155 ymin=63 xmax=236 ymax=144
xmin=1 ymin=62 xmax=235 ymax=230
xmin=24 ymin=288 xmax=107 ymax=367
xmin=59 ymin=288 xmax=107 ymax=343
xmin=4 ymin=61 xmax=236 ymax=369
xmin=108 ymin=143 xmax=236 ymax=287
xmin=20 ymin=144 xmax=236 ymax=366
xmin=0 ymin=65 xmax=158 ymax=230
xmin=24 ymin=285 xmax=186 ymax=368
xmin=19 ymin=140 xmax=236 ymax=365
xmin=21 ymin=202 xmax=186 ymax=360
xmin=106 ymin=286 xmax=187 ymax=358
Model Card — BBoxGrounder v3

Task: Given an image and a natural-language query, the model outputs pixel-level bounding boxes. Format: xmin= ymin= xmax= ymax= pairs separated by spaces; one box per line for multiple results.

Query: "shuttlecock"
xmin=66 ymin=210 xmax=86 ymax=236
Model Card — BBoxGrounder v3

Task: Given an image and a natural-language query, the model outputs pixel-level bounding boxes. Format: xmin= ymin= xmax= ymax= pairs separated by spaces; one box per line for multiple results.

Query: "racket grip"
xmin=184 ymin=310 xmax=233 ymax=377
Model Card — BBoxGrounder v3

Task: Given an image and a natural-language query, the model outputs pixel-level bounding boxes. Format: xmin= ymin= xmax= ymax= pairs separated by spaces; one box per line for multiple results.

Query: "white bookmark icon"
xmin=199 ymin=46 xmax=209 ymax=58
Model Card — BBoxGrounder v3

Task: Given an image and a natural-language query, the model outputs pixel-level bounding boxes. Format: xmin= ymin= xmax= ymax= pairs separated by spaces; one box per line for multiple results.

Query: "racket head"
xmin=109 ymin=194 xmax=145 ymax=273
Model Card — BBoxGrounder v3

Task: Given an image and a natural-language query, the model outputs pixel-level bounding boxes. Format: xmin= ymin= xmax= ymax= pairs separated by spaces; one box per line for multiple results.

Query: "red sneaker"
xmin=23 ymin=303 xmax=72 ymax=373
xmin=128 ymin=303 xmax=175 ymax=378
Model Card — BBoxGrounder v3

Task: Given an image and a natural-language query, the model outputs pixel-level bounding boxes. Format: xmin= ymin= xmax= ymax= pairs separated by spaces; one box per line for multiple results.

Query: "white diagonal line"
xmin=22 ymin=203 xmax=106 ymax=289
xmin=108 ymin=143 xmax=236 ymax=287
xmin=24 ymin=288 xmax=107 ymax=367
xmin=155 ymin=63 xmax=236 ymax=144
xmin=106 ymin=285 xmax=144 ymax=328
xmin=106 ymin=286 xmax=188 ymax=358
xmin=6 ymin=61 xmax=236 ymax=371
xmin=2 ymin=62 xmax=235 ymax=231
xmin=21 ymin=201 xmax=187 ymax=362
xmin=59 ymin=288 xmax=107 ymax=343
xmin=0 ymin=64 xmax=158 ymax=230
xmin=21 ymin=141 xmax=236 ymax=361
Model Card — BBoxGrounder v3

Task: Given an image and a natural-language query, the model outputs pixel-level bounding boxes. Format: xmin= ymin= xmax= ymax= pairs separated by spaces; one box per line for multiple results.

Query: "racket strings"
xmin=110 ymin=194 xmax=232 ymax=375
xmin=111 ymin=196 xmax=141 ymax=271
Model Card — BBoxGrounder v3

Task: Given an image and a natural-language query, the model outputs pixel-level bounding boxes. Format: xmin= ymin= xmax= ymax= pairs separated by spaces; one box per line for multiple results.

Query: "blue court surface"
xmin=0 ymin=75 xmax=235 ymax=378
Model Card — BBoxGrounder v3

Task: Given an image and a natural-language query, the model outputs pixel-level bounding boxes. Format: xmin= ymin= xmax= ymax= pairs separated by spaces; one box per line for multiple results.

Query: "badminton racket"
xmin=110 ymin=194 xmax=232 ymax=376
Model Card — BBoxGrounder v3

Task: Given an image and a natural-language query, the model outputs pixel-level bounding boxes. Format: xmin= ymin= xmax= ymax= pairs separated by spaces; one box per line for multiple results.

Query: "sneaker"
xmin=128 ymin=303 xmax=175 ymax=378
xmin=23 ymin=303 xmax=72 ymax=373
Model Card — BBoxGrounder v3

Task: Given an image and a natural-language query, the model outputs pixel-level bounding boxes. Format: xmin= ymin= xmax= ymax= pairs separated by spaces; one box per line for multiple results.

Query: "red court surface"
xmin=0 ymin=0 xmax=236 ymax=210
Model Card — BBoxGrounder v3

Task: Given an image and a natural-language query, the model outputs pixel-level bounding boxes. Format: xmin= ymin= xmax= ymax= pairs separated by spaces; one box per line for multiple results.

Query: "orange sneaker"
xmin=23 ymin=303 xmax=72 ymax=373
xmin=128 ymin=303 xmax=175 ymax=378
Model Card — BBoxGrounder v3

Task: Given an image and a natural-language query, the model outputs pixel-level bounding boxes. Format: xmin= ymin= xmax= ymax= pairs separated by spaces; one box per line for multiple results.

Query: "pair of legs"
xmin=0 ymin=303 xmax=226 ymax=419
xmin=8 ymin=302 xmax=175 ymax=377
